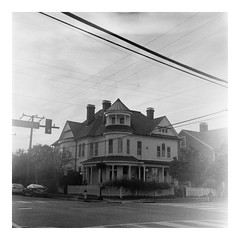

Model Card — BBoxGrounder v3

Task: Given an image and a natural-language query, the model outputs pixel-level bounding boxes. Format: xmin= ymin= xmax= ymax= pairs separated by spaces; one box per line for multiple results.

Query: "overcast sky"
xmin=12 ymin=12 xmax=228 ymax=152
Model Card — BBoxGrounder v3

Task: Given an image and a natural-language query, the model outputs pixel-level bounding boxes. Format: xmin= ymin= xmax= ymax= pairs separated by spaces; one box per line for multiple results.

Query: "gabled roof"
xmin=106 ymin=98 xmax=130 ymax=112
xmin=180 ymin=128 xmax=228 ymax=150
xmin=56 ymin=98 xmax=179 ymax=142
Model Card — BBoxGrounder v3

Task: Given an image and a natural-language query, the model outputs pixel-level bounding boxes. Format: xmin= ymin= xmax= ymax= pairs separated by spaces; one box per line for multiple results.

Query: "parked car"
xmin=23 ymin=184 xmax=48 ymax=197
xmin=12 ymin=183 xmax=24 ymax=195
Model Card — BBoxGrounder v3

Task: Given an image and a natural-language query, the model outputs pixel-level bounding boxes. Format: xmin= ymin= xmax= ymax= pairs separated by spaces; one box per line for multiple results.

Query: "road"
xmin=12 ymin=195 xmax=227 ymax=228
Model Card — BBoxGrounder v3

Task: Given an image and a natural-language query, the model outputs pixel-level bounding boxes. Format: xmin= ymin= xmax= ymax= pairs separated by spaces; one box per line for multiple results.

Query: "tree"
xmin=169 ymin=147 xmax=209 ymax=187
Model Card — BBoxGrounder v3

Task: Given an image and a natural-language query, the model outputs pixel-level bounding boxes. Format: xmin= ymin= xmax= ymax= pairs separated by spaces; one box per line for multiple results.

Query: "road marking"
xmin=190 ymin=220 xmax=227 ymax=228
xmin=15 ymin=201 xmax=32 ymax=204
xmin=12 ymin=222 xmax=22 ymax=228
xmin=149 ymin=202 xmax=228 ymax=213
xmin=92 ymin=219 xmax=227 ymax=228
xmin=18 ymin=207 xmax=32 ymax=210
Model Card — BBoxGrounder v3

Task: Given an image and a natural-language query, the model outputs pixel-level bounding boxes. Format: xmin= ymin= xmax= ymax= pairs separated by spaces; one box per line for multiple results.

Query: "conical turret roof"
xmin=106 ymin=98 xmax=130 ymax=112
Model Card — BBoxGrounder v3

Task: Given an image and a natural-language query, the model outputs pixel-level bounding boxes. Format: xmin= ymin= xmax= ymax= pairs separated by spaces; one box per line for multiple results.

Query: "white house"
xmin=54 ymin=98 xmax=180 ymax=185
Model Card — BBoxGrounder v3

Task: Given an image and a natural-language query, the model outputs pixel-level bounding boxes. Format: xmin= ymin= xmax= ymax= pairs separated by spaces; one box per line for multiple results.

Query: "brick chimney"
xmin=200 ymin=122 xmax=208 ymax=132
xmin=146 ymin=107 xmax=154 ymax=120
xmin=86 ymin=104 xmax=95 ymax=124
xmin=102 ymin=100 xmax=111 ymax=112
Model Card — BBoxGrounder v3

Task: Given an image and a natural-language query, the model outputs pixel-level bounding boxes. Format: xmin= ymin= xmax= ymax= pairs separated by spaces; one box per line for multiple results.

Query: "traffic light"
xmin=45 ymin=119 xmax=52 ymax=134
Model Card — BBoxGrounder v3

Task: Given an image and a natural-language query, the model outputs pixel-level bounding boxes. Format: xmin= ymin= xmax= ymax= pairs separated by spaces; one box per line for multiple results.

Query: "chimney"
xmin=200 ymin=122 xmax=208 ymax=132
xmin=86 ymin=104 xmax=95 ymax=124
xmin=102 ymin=100 xmax=111 ymax=112
xmin=146 ymin=107 xmax=154 ymax=120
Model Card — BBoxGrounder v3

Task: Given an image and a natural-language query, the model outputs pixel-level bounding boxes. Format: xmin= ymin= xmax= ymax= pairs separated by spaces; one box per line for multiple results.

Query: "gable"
xmin=150 ymin=117 xmax=178 ymax=137
xmin=59 ymin=122 xmax=74 ymax=141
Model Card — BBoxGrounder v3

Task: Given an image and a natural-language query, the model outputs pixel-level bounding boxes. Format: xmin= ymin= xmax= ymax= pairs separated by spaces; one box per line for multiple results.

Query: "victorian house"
xmin=54 ymin=98 xmax=180 ymax=185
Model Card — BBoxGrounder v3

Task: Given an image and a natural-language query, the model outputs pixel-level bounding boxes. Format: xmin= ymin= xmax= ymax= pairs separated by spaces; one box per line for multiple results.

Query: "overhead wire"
xmin=62 ymin=12 xmax=227 ymax=84
xmin=39 ymin=12 xmax=227 ymax=89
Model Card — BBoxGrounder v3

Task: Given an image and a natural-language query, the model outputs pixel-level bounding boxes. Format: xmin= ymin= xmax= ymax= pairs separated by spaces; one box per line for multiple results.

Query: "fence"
xmin=65 ymin=185 xmax=174 ymax=198
xmin=185 ymin=187 xmax=215 ymax=197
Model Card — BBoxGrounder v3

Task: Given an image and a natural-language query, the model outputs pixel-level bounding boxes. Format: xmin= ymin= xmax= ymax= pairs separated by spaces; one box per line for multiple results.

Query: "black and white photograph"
xmin=10 ymin=7 xmax=230 ymax=232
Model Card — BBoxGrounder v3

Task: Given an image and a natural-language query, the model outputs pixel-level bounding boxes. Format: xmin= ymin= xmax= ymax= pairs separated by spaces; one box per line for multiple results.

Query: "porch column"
xmin=112 ymin=165 xmax=115 ymax=180
xmin=85 ymin=167 xmax=88 ymax=183
xmin=158 ymin=167 xmax=161 ymax=182
xmin=98 ymin=168 xmax=101 ymax=183
xmin=128 ymin=165 xmax=131 ymax=179
xmin=90 ymin=166 xmax=93 ymax=184
xmin=162 ymin=167 xmax=165 ymax=182
xmin=138 ymin=166 xmax=141 ymax=180
xmin=143 ymin=166 xmax=146 ymax=182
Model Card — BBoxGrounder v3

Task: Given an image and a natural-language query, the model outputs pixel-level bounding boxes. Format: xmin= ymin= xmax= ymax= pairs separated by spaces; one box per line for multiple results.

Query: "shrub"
xmin=103 ymin=178 xmax=171 ymax=193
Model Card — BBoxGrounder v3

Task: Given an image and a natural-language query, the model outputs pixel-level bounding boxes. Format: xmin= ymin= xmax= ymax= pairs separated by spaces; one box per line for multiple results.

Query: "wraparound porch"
xmin=82 ymin=159 xmax=172 ymax=185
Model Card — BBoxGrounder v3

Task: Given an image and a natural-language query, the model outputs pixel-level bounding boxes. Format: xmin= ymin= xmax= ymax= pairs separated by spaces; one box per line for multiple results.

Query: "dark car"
xmin=12 ymin=183 xmax=24 ymax=195
xmin=23 ymin=184 xmax=48 ymax=197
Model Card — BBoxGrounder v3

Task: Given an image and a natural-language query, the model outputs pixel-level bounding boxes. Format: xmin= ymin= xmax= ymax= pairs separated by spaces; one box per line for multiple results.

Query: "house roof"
xmin=106 ymin=98 xmax=130 ymax=112
xmin=181 ymin=128 xmax=228 ymax=150
xmin=56 ymin=98 xmax=178 ymax=142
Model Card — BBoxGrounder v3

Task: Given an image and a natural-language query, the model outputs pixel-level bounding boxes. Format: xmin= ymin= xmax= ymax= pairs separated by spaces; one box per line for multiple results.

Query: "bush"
xmin=103 ymin=178 xmax=171 ymax=193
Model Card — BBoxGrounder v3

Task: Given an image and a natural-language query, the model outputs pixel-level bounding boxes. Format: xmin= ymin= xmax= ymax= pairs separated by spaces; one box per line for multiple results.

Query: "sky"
xmin=12 ymin=12 xmax=228 ymax=152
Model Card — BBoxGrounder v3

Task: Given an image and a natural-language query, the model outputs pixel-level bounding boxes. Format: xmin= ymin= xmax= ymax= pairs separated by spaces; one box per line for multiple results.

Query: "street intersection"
xmin=12 ymin=195 xmax=227 ymax=228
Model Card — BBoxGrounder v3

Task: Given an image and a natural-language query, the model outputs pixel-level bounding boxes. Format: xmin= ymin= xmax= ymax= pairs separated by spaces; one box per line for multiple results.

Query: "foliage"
xmin=169 ymin=146 xmax=228 ymax=190
xmin=103 ymin=178 xmax=171 ymax=193
xmin=12 ymin=145 xmax=57 ymax=191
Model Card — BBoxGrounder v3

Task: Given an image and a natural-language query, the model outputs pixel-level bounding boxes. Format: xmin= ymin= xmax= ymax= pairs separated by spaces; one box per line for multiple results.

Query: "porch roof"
xmin=81 ymin=156 xmax=171 ymax=166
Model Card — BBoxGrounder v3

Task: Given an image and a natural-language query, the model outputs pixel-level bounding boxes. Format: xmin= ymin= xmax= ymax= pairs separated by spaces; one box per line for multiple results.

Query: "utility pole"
xmin=22 ymin=114 xmax=44 ymax=184
xmin=13 ymin=113 xmax=59 ymax=184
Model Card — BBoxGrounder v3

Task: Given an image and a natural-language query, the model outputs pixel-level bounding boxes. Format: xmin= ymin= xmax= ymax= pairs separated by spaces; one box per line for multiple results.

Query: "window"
xmin=118 ymin=138 xmax=123 ymax=153
xmin=157 ymin=146 xmax=161 ymax=157
xmin=90 ymin=143 xmax=93 ymax=157
xmin=162 ymin=143 xmax=165 ymax=157
xmin=167 ymin=147 xmax=171 ymax=158
xmin=119 ymin=115 xmax=124 ymax=124
xmin=109 ymin=139 xmax=113 ymax=154
xmin=95 ymin=142 xmax=98 ymax=156
xmin=137 ymin=141 xmax=142 ymax=155
xmin=126 ymin=139 xmax=130 ymax=154
xmin=78 ymin=144 xmax=82 ymax=157
xmin=180 ymin=136 xmax=186 ymax=147
xmin=112 ymin=116 xmax=115 ymax=124
xmin=82 ymin=143 xmax=85 ymax=157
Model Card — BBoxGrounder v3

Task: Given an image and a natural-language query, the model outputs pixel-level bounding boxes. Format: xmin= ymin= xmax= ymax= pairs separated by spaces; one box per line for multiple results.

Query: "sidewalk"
xmin=48 ymin=193 xmax=223 ymax=203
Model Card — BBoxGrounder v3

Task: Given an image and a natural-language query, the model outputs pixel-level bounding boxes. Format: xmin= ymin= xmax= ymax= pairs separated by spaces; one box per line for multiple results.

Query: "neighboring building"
xmin=54 ymin=98 xmax=180 ymax=185
xmin=178 ymin=122 xmax=228 ymax=162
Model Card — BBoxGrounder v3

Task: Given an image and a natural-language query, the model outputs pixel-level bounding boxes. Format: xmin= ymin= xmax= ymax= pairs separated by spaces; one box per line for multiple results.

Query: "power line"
xmin=62 ymin=12 xmax=227 ymax=84
xmin=171 ymin=109 xmax=228 ymax=127
xmin=174 ymin=114 xmax=227 ymax=129
xmin=35 ymin=12 xmax=201 ymax=99
xmin=39 ymin=12 xmax=227 ymax=89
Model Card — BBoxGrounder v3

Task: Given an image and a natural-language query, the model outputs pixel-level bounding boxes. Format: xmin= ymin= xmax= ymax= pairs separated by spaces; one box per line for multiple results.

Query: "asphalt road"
xmin=12 ymin=195 xmax=227 ymax=228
